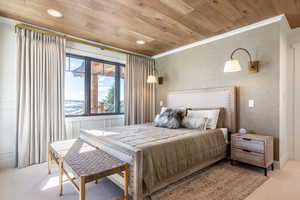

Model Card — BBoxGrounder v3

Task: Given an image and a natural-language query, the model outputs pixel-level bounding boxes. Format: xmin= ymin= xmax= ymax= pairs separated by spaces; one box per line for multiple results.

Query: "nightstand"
xmin=231 ymin=133 xmax=274 ymax=176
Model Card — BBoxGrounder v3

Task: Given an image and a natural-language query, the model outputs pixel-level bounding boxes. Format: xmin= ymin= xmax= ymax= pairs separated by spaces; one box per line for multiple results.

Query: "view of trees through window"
xmin=90 ymin=61 xmax=116 ymax=114
xmin=64 ymin=54 xmax=125 ymax=116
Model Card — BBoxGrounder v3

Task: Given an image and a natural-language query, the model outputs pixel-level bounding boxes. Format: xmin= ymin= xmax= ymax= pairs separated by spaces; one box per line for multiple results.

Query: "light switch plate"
xmin=248 ymin=99 xmax=255 ymax=108
xmin=160 ymin=101 xmax=164 ymax=107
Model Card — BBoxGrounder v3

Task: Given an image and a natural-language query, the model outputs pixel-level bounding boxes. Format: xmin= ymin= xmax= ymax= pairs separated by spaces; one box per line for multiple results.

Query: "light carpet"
xmin=0 ymin=161 xmax=268 ymax=200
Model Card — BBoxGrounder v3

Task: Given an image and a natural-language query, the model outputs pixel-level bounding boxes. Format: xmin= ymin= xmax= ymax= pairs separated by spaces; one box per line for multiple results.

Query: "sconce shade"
xmin=224 ymin=59 xmax=242 ymax=72
xmin=147 ymin=75 xmax=158 ymax=84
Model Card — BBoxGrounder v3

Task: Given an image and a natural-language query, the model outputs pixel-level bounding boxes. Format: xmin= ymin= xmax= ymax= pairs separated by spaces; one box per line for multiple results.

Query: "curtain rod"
xmin=15 ymin=24 xmax=150 ymax=59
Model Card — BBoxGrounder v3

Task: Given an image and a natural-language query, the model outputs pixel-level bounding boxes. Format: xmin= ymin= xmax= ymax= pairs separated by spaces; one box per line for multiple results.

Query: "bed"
xmin=80 ymin=86 xmax=237 ymax=200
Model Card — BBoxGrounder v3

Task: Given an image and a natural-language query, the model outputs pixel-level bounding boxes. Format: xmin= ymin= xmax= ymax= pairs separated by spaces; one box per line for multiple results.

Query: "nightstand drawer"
xmin=232 ymin=136 xmax=264 ymax=153
xmin=231 ymin=148 xmax=264 ymax=167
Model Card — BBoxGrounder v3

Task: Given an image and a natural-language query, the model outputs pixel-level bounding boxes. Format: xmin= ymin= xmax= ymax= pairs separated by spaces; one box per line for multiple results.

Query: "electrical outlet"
xmin=248 ymin=99 xmax=255 ymax=108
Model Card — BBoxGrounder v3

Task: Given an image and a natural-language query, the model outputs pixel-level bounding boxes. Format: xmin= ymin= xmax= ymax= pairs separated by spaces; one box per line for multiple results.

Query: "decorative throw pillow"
xmin=182 ymin=116 xmax=208 ymax=130
xmin=160 ymin=107 xmax=187 ymax=117
xmin=154 ymin=109 xmax=183 ymax=129
xmin=187 ymin=109 xmax=220 ymax=129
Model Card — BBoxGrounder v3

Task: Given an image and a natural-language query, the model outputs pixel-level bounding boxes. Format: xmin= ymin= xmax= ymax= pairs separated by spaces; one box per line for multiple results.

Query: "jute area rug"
xmin=151 ymin=161 xmax=269 ymax=200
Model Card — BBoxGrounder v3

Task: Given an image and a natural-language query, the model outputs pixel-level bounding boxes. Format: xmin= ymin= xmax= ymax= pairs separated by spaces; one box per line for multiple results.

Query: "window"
xmin=64 ymin=54 xmax=125 ymax=116
xmin=65 ymin=56 xmax=86 ymax=115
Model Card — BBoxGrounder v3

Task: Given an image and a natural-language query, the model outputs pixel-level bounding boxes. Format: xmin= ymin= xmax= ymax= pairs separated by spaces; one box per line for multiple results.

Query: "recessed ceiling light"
xmin=136 ymin=40 xmax=145 ymax=45
xmin=47 ymin=9 xmax=63 ymax=18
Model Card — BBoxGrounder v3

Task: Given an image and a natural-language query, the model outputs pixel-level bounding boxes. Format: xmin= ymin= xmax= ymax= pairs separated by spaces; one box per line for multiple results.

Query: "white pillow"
xmin=160 ymin=107 xmax=168 ymax=114
xmin=182 ymin=116 xmax=207 ymax=130
xmin=187 ymin=109 xmax=220 ymax=129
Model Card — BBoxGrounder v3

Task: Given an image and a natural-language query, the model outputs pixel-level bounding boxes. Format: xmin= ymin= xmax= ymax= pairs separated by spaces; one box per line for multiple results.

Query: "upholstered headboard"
xmin=167 ymin=86 xmax=237 ymax=132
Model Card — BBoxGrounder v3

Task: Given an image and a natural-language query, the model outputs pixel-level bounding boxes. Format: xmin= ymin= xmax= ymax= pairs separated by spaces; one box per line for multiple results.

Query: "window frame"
xmin=65 ymin=53 xmax=125 ymax=117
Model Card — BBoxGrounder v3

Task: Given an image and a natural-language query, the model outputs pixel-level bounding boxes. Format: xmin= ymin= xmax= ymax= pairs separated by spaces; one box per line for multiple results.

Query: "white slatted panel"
xmin=65 ymin=115 xmax=125 ymax=139
xmin=168 ymin=90 xmax=230 ymax=108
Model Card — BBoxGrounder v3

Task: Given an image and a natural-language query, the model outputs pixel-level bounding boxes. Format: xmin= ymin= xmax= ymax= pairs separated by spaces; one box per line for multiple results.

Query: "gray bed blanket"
xmin=81 ymin=124 xmax=227 ymax=194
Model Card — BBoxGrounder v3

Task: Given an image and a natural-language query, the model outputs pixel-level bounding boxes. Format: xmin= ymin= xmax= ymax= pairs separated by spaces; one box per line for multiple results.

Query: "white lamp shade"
xmin=224 ymin=59 xmax=242 ymax=72
xmin=147 ymin=75 xmax=158 ymax=83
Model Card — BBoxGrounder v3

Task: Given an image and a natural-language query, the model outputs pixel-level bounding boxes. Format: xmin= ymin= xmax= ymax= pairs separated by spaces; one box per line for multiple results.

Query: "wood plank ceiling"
xmin=0 ymin=0 xmax=299 ymax=56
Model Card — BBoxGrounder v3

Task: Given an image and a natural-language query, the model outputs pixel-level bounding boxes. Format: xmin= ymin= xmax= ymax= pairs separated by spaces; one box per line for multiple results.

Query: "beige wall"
xmin=155 ymin=23 xmax=281 ymax=160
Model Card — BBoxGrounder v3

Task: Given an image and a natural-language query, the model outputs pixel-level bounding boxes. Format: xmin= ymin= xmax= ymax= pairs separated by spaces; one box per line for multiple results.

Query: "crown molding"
xmin=280 ymin=14 xmax=291 ymax=32
xmin=153 ymin=14 xmax=287 ymax=59
xmin=0 ymin=16 xmax=20 ymax=25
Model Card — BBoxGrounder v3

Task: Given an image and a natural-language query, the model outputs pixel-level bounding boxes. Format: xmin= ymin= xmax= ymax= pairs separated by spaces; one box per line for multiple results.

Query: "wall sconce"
xmin=147 ymin=68 xmax=163 ymax=84
xmin=147 ymin=75 xmax=158 ymax=84
xmin=224 ymin=48 xmax=259 ymax=73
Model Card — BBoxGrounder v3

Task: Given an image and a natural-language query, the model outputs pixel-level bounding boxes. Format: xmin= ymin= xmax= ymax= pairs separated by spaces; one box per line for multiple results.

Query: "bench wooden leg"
xmin=80 ymin=176 xmax=86 ymax=200
xmin=59 ymin=160 xmax=64 ymax=196
xmin=124 ymin=164 xmax=129 ymax=200
xmin=48 ymin=148 xmax=52 ymax=175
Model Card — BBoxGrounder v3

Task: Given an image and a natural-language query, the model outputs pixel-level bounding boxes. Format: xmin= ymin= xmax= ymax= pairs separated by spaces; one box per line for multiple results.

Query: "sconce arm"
xmin=230 ymin=48 xmax=253 ymax=62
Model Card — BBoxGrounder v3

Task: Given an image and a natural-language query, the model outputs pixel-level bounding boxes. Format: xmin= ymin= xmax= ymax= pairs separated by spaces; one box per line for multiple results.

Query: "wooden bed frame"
xmin=80 ymin=86 xmax=237 ymax=200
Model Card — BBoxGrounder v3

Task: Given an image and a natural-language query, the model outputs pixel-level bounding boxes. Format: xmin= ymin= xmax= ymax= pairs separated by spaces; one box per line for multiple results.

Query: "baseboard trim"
xmin=279 ymin=153 xmax=290 ymax=168
xmin=273 ymin=161 xmax=280 ymax=169
xmin=0 ymin=152 xmax=16 ymax=168
xmin=273 ymin=153 xmax=290 ymax=169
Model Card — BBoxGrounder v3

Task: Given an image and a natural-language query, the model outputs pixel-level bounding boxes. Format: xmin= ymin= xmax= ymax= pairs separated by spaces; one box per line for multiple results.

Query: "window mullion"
xmin=115 ymin=64 xmax=120 ymax=114
xmin=85 ymin=58 xmax=91 ymax=115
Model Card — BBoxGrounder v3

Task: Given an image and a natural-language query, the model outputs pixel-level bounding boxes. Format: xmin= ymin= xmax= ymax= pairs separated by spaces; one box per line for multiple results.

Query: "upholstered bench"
xmin=48 ymin=138 xmax=129 ymax=200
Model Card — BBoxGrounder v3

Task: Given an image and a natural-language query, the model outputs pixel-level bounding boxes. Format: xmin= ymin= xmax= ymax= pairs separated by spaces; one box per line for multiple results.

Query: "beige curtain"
xmin=16 ymin=28 xmax=66 ymax=168
xmin=125 ymin=55 xmax=156 ymax=125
